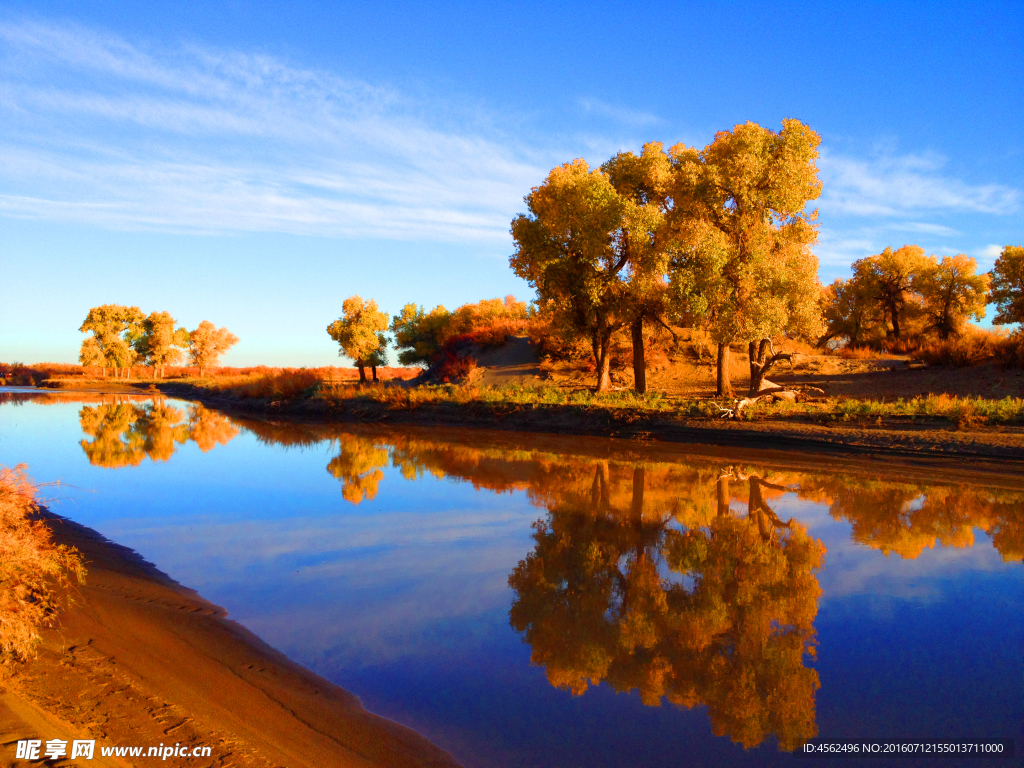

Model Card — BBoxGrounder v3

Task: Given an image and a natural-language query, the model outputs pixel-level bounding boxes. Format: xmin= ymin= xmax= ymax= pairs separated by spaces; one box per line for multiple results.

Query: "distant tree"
xmin=666 ymin=120 xmax=824 ymax=397
xmin=913 ymin=254 xmax=989 ymax=339
xmin=390 ymin=303 xmax=451 ymax=366
xmin=79 ymin=304 xmax=145 ymax=378
xmin=510 ymin=158 xmax=632 ymax=392
xmin=850 ymin=245 xmax=931 ymax=342
xmin=819 ymin=278 xmax=879 ymax=347
xmin=133 ymin=311 xmax=190 ymax=378
xmin=990 ymin=245 xmax=1024 ymax=327
xmin=602 ymin=142 xmax=673 ymax=393
xmin=327 ymin=296 xmax=390 ymax=383
xmin=187 ymin=321 xmax=239 ymax=377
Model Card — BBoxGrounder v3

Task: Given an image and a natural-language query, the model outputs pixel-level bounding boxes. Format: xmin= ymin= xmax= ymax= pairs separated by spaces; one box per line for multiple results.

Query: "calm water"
xmin=1 ymin=389 xmax=1022 ymax=767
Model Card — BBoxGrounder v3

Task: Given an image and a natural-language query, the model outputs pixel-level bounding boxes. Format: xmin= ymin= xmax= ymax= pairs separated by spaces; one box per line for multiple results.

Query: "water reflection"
xmin=507 ymin=464 xmax=824 ymax=751
xmin=6 ymin=391 xmax=1023 ymax=764
xmin=78 ymin=401 xmax=238 ymax=467
xmin=230 ymin=419 xmax=1024 ymax=753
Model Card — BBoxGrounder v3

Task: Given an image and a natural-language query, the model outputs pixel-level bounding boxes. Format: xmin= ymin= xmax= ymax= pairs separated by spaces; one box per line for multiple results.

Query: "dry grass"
xmin=835 ymin=346 xmax=898 ymax=361
xmin=748 ymin=393 xmax=1024 ymax=428
xmin=0 ymin=466 xmax=85 ymax=664
xmin=915 ymin=332 xmax=1000 ymax=368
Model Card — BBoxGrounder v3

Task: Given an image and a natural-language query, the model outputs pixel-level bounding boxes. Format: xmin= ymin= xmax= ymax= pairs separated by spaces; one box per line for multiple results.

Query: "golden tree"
xmin=511 ymin=159 xmax=635 ymax=392
xmin=602 ymin=143 xmax=673 ymax=393
xmin=849 ymin=245 xmax=931 ymax=342
xmin=78 ymin=304 xmax=145 ymax=378
xmin=187 ymin=321 xmax=239 ymax=377
xmin=390 ymin=303 xmax=451 ymax=366
xmin=327 ymin=296 xmax=390 ymax=383
xmin=134 ymin=311 xmax=190 ymax=378
xmin=666 ymin=120 xmax=824 ymax=397
xmin=819 ymin=277 xmax=881 ymax=347
xmin=990 ymin=245 xmax=1024 ymax=327
xmin=914 ymin=254 xmax=989 ymax=339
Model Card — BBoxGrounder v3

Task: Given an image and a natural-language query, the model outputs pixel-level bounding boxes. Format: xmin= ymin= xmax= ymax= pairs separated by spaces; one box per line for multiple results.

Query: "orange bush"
xmin=0 ymin=465 xmax=85 ymax=662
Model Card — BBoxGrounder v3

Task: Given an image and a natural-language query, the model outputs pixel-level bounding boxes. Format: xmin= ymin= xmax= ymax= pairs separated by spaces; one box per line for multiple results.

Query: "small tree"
xmin=187 ymin=321 xmax=239 ymax=377
xmin=914 ymin=254 xmax=989 ymax=339
xmin=327 ymin=296 xmax=390 ymax=383
xmin=390 ymin=303 xmax=451 ymax=366
xmin=79 ymin=304 xmax=145 ymax=378
xmin=990 ymin=245 xmax=1024 ymax=327
xmin=850 ymin=245 xmax=931 ymax=342
xmin=134 ymin=311 xmax=190 ymax=378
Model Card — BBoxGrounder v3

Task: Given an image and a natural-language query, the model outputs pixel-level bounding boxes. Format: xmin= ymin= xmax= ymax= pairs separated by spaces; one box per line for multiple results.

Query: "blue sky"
xmin=1 ymin=1 xmax=1021 ymax=366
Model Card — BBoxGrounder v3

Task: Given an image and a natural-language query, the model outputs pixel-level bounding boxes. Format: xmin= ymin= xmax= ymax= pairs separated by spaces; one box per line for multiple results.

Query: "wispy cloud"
xmin=579 ymin=97 xmax=660 ymax=128
xmin=818 ymin=150 xmax=1021 ymax=217
xmin=0 ymin=20 xmax=546 ymax=241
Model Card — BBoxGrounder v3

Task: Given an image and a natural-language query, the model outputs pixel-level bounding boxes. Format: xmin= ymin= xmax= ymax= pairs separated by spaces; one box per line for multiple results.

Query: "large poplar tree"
xmin=510 ymin=159 xmax=636 ymax=392
xmin=133 ymin=311 xmax=190 ymax=378
xmin=78 ymin=304 xmax=145 ymax=378
xmin=601 ymin=143 xmax=672 ymax=394
xmin=666 ymin=120 xmax=824 ymax=397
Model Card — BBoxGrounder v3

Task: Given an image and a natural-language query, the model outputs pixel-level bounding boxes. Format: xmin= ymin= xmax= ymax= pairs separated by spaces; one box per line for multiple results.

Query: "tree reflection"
xmin=819 ymin=479 xmax=1024 ymax=562
xmin=188 ymin=405 xmax=240 ymax=452
xmin=508 ymin=464 xmax=825 ymax=751
xmin=326 ymin=436 xmax=390 ymax=504
xmin=78 ymin=401 xmax=238 ymax=467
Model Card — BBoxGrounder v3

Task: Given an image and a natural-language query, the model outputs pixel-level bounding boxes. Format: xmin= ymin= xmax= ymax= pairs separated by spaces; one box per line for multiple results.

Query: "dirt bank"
xmin=0 ymin=514 xmax=460 ymax=768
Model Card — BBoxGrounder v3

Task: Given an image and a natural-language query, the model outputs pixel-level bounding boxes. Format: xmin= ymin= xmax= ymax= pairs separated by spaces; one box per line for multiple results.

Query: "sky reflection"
xmin=1 ymin=390 xmax=1021 ymax=767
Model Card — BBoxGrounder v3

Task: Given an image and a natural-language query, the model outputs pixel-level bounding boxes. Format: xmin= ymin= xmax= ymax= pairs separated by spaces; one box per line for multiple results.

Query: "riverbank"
xmin=1 ymin=510 xmax=460 ymax=767
xmin=75 ymin=378 xmax=1024 ymax=468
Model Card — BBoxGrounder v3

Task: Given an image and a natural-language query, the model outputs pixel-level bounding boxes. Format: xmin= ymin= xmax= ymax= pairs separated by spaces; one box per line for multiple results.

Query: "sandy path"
xmin=2 ymin=516 xmax=460 ymax=768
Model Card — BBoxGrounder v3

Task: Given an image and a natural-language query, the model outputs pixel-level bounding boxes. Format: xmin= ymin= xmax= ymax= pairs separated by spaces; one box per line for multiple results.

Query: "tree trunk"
xmin=630 ymin=317 xmax=646 ymax=394
xmin=888 ymin=298 xmax=901 ymax=340
xmin=357 ymin=362 xmax=367 ymax=384
xmin=631 ymin=466 xmax=645 ymax=518
xmin=716 ymin=343 xmax=733 ymax=398
xmin=595 ymin=340 xmax=612 ymax=392
xmin=748 ymin=341 xmax=764 ymax=395
xmin=371 ymin=365 xmax=378 ymax=382
xmin=717 ymin=474 xmax=730 ymax=518
xmin=592 ymin=329 xmax=614 ymax=392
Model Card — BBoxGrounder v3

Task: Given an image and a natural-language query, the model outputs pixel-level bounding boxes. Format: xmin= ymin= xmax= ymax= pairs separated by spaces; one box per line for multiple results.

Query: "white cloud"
xmin=0 ymin=20 xmax=547 ymax=241
xmin=977 ymin=244 xmax=1005 ymax=262
xmin=818 ymin=150 xmax=1021 ymax=217
xmin=579 ymin=97 xmax=660 ymax=128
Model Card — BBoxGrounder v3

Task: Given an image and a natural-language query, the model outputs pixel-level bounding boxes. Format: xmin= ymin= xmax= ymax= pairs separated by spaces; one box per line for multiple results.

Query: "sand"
xmin=0 ymin=515 xmax=460 ymax=768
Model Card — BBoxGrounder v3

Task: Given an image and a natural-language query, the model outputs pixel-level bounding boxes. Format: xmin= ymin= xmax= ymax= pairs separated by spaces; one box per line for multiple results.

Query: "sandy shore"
xmin=0 ymin=514 xmax=460 ymax=768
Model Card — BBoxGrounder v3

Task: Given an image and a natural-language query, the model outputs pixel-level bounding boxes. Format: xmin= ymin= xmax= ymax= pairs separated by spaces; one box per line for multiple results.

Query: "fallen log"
xmin=718 ymin=385 xmax=826 ymax=419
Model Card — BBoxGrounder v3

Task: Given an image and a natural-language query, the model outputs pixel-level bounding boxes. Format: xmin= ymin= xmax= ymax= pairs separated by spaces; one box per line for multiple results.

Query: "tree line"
xmin=822 ymin=245 xmax=1023 ymax=348
xmin=79 ymin=305 xmax=238 ymax=378
xmin=507 ymin=120 xmax=1023 ymax=397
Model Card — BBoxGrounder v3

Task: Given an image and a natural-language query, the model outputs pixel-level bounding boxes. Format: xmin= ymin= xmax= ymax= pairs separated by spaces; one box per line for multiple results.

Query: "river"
xmin=1 ymin=389 xmax=1021 ymax=766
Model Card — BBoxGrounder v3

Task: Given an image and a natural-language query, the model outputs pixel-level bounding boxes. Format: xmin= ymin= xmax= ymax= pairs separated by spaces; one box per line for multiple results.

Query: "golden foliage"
xmin=0 ymin=466 xmax=85 ymax=663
